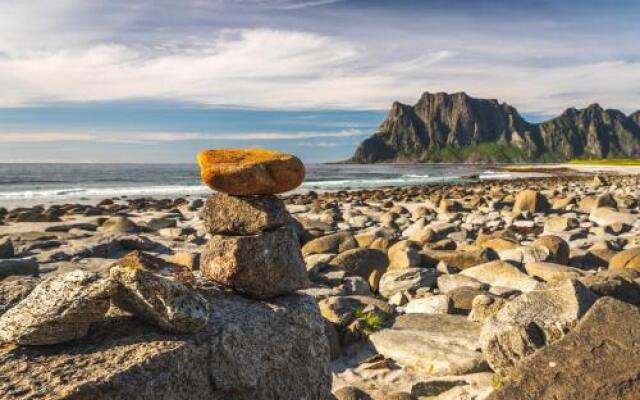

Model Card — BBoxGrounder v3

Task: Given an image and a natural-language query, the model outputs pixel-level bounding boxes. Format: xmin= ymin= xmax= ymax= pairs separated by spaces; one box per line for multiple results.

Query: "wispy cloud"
xmin=0 ymin=133 xmax=99 ymax=142
xmin=277 ymin=0 xmax=343 ymax=10
xmin=0 ymin=128 xmax=365 ymax=143
xmin=137 ymin=129 xmax=364 ymax=141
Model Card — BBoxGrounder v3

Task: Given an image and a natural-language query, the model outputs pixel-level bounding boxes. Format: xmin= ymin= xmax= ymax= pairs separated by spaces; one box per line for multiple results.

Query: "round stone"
xmin=197 ymin=149 xmax=305 ymax=195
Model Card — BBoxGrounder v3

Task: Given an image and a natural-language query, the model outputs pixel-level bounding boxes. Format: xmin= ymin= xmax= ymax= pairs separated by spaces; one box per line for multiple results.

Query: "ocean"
xmin=0 ymin=163 xmax=546 ymax=208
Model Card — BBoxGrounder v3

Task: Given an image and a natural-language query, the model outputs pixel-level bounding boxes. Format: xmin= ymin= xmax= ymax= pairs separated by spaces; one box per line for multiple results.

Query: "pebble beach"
xmin=1 ymin=157 xmax=640 ymax=399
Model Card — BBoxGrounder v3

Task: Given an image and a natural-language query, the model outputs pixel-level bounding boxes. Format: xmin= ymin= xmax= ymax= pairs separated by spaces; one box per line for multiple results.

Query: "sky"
xmin=0 ymin=0 xmax=639 ymax=163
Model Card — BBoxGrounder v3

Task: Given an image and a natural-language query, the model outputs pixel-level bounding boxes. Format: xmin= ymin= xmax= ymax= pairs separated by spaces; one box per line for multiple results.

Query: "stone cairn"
xmin=197 ymin=148 xmax=309 ymax=299
xmin=0 ymin=148 xmax=309 ymax=347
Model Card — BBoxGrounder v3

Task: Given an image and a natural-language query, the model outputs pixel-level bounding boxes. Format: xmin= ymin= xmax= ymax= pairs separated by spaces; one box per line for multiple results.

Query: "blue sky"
xmin=0 ymin=0 xmax=639 ymax=162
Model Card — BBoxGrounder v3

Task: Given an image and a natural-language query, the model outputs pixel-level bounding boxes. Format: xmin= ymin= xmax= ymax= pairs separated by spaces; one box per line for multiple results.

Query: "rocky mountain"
xmin=349 ymin=91 xmax=640 ymax=163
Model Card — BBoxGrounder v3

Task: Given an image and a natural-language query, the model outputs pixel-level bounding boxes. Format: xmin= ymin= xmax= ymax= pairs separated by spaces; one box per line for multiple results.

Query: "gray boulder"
xmin=369 ymin=313 xmax=488 ymax=376
xmin=329 ymin=248 xmax=388 ymax=282
xmin=0 ymin=258 xmax=38 ymax=279
xmin=302 ymin=232 xmax=358 ymax=255
xmin=0 ymin=237 xmax=14 ymax=259
xmin=201 ymin=225 xmax=309 ymax=299
xmin=110 ymin=252 xmax=210 ymax=333
xmin=487 ymin=297 xmax=640 ymax=400
xmin=460 ymin=261 xmax=538 ymax=293
xmin=404 ymin=294 xmax=452 ymax=315
xmin=379 ymin=268 xmax=437 ymax=299
xmin=497 ymin=245 xmax=550 ymax=265
xmin=524 ymin=262 xmax=584 ymax=282
xmin=437 ymin=274 xmax=485 ymax=293
xmin=479 ymin=279 xmax=598 ymax=375
xmin=100 ymin=216 xmax=139 ymax=233
xmin=589 ymin=207 xmax=637 ymax=226
xmin=421 ymin=248 xmax=497 ymax=270
xmin=146 ymin=217 xmax=178 ymax=231
xmin=202 ymin=193 xmax=289 ymax=235
xmin=387 ymin=240 xmax=422 ymax=270
xmin=544 ymin=216 xmax=579 ymax=232
xmin=0 ymin=290 xmax=331 ymax=400
xmin=0 ymin=270 xmax=114 ymax=345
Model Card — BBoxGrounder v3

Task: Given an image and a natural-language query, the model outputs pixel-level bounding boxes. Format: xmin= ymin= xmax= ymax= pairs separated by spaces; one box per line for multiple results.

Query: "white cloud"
xmin=0 ymin=29 xmax=365 ymax=107
xmin=0 ymin=1 xmax=638 ymax=115
xmin=0 ymin=27 xmax=637 ymax=115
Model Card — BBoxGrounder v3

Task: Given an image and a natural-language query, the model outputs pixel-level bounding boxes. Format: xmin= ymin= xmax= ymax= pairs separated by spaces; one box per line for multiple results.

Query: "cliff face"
xmin=538 ymin=104 xmax=640 ymax=160
xmin=631 ymin=111 xmax=640 ymax=127
xmin=350 ymin=92 xmax=640 ymax=163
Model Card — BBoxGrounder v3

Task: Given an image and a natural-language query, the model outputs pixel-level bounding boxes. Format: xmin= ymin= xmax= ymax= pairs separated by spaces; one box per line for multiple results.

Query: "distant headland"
xmin=349 ymin=91 xmax=640 ymax=164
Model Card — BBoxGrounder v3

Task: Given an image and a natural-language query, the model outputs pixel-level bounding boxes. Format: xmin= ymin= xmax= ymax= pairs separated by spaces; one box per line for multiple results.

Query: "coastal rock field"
xmin=2 ymin=164 xmax=640 ymax=399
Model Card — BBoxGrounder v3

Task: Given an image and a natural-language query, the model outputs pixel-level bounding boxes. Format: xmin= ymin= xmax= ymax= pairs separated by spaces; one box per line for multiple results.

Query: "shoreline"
xmin=2 ymin=163 xmax=637 ymax=210
xmin=2 ymin=162 xmax=639 ymax=210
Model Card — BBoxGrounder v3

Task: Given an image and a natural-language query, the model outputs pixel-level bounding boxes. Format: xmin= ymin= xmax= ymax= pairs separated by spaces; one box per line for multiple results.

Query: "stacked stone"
xmin=197 ymin=149 xmax=309 ymax=299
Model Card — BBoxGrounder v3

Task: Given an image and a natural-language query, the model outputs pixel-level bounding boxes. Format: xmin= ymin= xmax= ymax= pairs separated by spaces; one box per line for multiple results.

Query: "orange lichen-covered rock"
xmin=197 ymin=149 xmax=305 ymax=195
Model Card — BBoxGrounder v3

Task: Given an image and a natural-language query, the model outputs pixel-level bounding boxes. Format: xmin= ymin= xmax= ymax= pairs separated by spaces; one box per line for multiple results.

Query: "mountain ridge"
xmin=349 ymin=91 xmax=640 ymax=163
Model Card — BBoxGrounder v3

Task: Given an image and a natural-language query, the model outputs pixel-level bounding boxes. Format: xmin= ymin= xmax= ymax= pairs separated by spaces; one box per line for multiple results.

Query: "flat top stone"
xmin=391 ymin=313 xmax=482 ymax=349
xmin=114 ymin=251 xmax=195 ymax=288
xmin=369 ymin=314 xmax=487 ymax=376
xmin=202 ymin=193 xmax=289 ymax=235
xmin=197 ymin=149 xmax=305 ymax=195
xmin=460 ymin=261 xmax=539 ymax=293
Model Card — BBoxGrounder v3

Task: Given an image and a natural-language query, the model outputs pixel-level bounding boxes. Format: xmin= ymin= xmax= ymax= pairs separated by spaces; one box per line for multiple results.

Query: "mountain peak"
xmin=417 ymin=91 xmax=470 ymax=102
xmin=585 ymin=103 xmax=603 ymax=112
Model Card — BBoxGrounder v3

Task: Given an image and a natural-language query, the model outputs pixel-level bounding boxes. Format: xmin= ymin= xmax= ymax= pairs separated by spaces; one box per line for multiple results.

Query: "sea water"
xmin=0 ymin=163 xmax=546 ymax=208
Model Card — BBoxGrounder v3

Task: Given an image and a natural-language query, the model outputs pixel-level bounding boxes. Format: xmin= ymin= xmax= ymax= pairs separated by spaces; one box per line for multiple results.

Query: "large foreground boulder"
xmin=488 ymin=297 xmax=640 ymax=400
xmin=369 ymin=313 xmax=488 ymax=376
xmin=0 ymin=290 xmax=331 ymax=400
xmin=479 ymin=279 xmax=597 ymax=375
